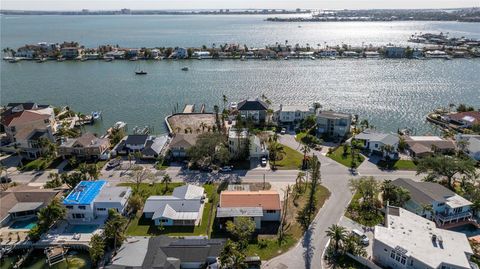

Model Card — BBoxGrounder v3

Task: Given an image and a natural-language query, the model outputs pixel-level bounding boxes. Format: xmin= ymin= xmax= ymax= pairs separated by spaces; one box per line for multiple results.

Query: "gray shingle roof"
xmin=392 ymin=178 xmax=456 ymax=205
xmin=237 ymin=99 xmax=268 ymax=111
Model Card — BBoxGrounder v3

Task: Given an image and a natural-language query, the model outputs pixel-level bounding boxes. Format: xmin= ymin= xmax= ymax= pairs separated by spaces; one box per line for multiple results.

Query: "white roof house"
xmin=373 ymin=206 xmax=474 ymax=269
xmin=142 ymin=185 xmax=205 ymax=226
xmin=456 ymin=134 xmax=480 ymax=161
xmin=355 ymin=129 xmax=399 ymax=159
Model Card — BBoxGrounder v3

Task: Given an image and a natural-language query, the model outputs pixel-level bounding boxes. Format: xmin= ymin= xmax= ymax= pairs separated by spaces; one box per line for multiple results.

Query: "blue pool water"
xmin=65 ymin=225 xmax=98 ymax=234
xmin=9 ymin=218 xmax=38 ymax=230
xmin=450 ymin=224 xmax=480 ymax=238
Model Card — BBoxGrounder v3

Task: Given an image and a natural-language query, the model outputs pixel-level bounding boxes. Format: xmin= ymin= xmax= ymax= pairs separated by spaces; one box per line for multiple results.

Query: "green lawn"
xmin=295 ymin=132 xmax=308 ymax=143
xmin=245 ymin=185 xmax=331 ymax=260
xmin=124 ymin=183 xmax=218 ymax=237
xmin=327 ymin=145 xmax=365 ymax=168
xmin=20 ymin=157 xmax=63 ymax=171
xmin=345 ymin=191 xmax=384 ymax=227
xmin=377 ymin=159 xmax=417 ymax=170
xmin=272 ymin=144 xmax=304 ymax=170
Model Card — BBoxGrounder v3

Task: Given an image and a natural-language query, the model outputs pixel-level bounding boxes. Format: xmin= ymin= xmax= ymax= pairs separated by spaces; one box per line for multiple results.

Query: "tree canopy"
xmin=416 ymin=155 xmax=476 ymax=189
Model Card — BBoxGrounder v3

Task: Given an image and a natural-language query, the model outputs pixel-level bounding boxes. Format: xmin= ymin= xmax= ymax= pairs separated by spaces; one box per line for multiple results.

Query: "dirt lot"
xmin=167 ymin=113 xmax=216 ymax=134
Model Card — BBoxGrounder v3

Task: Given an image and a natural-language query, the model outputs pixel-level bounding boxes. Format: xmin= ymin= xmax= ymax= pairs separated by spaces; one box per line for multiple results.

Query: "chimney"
xmin=385 ymin=201 xmax=390 ymax=228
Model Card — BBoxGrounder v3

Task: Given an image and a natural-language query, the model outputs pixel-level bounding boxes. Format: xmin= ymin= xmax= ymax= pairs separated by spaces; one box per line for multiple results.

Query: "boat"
xmin=57 ymin=57 xmax=66 ymax=62
xmin=36 ymin=58 xmax=47 ymax=63
xmin=284 ymin=56 xmax=289 ymax=60
xmin=197 ymin=56 xmax=202 ymax=60
xmin=80 ymin=57 xmax=88 ymax=62
xmin=240 ymin=56 xmax=246 ymax=61
xmin=310 ymin=56 xmax=316 ymax=60
xmin=329 ymin=56 xmax=336 ymax=60
xmin=91 ymin=111 xmax=102 ymax=121
xmin=135 ymin=70 xmax=147 ymax=75
xmin=129 ymin=57 xmax=138 ymax=61
xmin=104 ymin=56 xmax=114 ymax=62
xmin=9 ymin=58 xmax=20 ymax=63
xmin=181 ymin=67 xmax=189 ymax=71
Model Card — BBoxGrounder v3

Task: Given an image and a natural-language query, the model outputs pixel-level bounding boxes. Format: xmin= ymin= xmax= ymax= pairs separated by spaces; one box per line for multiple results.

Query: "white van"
xmin=352 ymin=229 xmax=369 ymax=246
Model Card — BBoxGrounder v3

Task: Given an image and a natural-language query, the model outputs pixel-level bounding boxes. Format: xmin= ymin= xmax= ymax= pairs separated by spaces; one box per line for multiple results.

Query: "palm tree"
xmin=295 ymin=171 xmax=306 ymax=192
xmin=301 ymin=145 xmax=310 ymax=169
xmin=199 ymin=122 xmax=207 ymax=132
xmin=223 ymin=95 xmax=228 ymax=110
xmin=312 ymin=102 xmax=322 ymax=114
xmin=326 ymin=224 xmax=347 ymax=255
xmin=161 ymin=174 xmax=172 ymax=193
xmin=421 ymin=204 xmax=434 ymax=220
xmin=268 ymin=142 xmax=285 ymax=169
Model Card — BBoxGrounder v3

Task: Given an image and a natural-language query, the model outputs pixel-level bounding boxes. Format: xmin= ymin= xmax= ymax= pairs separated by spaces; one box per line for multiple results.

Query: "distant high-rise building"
xmin=120 ymin=8 xmax=131 ymax=14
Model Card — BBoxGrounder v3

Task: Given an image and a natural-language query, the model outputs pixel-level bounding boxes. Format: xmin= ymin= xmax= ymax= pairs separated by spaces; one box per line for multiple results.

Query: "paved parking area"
xmin=339 ymin=216 xmax=374 ymax=258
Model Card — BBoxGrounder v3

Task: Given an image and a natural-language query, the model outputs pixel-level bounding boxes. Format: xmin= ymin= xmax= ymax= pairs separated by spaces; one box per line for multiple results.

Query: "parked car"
xmin=106 ymin=159 xmax=121 ymax=170
xmin=280 ymin=128 xmax=286 ymax=135
xmin=200 ymin=166 xmax=213 ymax=172
xmin=261 ymin=157 xmax=267 ymax=167
xmin=351 ymin=229 xmax=369 ymax=246
xmin=219 ymin=166 xmax=233 ymax=172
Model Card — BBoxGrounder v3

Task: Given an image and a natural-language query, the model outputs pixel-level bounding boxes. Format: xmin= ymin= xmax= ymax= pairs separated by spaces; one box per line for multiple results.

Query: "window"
xmin=437 ymin=203 xmax=445 ymax=206
xmin=401 ymin=257 xmax=406 ymax=265
xmin=266 ymin=210 xmax=276 ymax=214
xmin=390 ymin=250 xmax=396 ymax=259
xmin=11 ymin=126 xmax=16 ymax=132
xmin=72 ymin=213 xmax=85 ymax=219
xmin=96 ymin=208 xmax=106 ymax=211
xmin=78 ymin=206 xmax=86 ymax=210
xmin=66 ymin=205 xmax=73 ymax=209
xmin=161 ymin=219 xmax=168 ymax=223
xmin=384 ymin=248 xmax=388 ymax=252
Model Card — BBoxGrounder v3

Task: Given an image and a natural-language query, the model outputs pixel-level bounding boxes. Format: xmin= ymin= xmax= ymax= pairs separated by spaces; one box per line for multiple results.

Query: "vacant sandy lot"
xmin=167 ymin=113 xmax=216 ymax=134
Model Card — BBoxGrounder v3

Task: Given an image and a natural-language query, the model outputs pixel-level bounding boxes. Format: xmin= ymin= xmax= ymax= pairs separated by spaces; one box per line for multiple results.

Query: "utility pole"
xmin=263 ymin=173 xmax=266 ymax=190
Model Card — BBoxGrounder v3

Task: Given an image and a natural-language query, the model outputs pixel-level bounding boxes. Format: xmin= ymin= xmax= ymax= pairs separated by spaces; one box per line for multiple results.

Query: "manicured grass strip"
xmin=326 ymin=146 xmax=364 ymax=168
xmin=377 ymin=159 xmax=417 ymax=170
xmin=273 ymin=144 xmax=304 ymax=170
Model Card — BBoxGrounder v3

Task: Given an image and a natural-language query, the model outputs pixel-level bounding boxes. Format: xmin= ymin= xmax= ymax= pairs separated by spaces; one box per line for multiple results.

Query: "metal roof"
xmin=63 ymin=180 xmax=106 ymax=205
xmin=8 ymin=202 xmax=43 ymax=213
xmin=216 ymin=207 xmax=263 ymax=218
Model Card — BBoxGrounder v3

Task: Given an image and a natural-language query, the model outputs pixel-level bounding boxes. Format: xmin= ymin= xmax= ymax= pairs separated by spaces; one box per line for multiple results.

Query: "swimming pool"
xmin=65 ymin=225 xmax=98 ymax=234
xmin=450 ymin=224 xmax=480 ymax=238
xmin=9 ymin=218 xmax=38 ymax=230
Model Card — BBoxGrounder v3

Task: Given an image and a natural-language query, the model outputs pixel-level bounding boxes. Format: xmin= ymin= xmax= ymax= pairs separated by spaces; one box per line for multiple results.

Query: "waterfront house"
xmin=63 ymin=180 xmax=131 ymax=224
xmin=404 ymin=136 xmax=456 ymax=158
xmin=0 ymin=185 xmax=61 ymax=227
xmin=193 ymin=51 xmax=211 ymax=58
xmin=106 ymin=236 xmax=224 ymax=269
xmin=142 ymin=185 xmax=205 ymax=226
xmin=355 ymin=129 xmax=399 ymax=159
xmin=392 ymin=178 xmax=473 ymax=227
xmin=384 ymin=45 xmax=406 ymax=58
xmin=425 ymin=50 xmax=448 ymax=58
xmin=60 ymin=47 xmax=82 ymax=59
xmin=443 ymin=111 xmax=480 ymax=128
xmin=168 ymin=134 xmax=198 ymax=158
xmin=58 ymin=132 xmax=110 ymax=160
xmin=274 ymin=104 xmax=316 ymax=126
xmin=118 ymin=134 xmax=169 ymax=159
xmin=316 ymin=111 xmax=352 ymax=140
xmin=364 ymin=51 xmax=380 ymax=58
xmin=15 ymin=45 xmax=38 ymax=59
xmin=1 ymin=102 xmax=57 ymax=159
xmin=104 ymin=50 xmax=125 ymax=59
xmin=216 ymin=190 xmax=281 ymax=229
xmin=237 ymin=98 xmax=269 ymax=124
xmin=172 ymin=47 xmax=188 ymax=59
xmin=318 ymin=49 xmax=338 ymax=57
xmin=373 ymin=206 xmax=474 ymax=269
xmin=455 ymin=134 xmax=480 ymax=161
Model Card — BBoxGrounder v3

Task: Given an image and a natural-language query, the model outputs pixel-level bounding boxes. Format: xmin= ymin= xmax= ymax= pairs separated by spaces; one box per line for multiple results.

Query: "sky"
xmin=1 ymin=0 xmax=479 ymax=11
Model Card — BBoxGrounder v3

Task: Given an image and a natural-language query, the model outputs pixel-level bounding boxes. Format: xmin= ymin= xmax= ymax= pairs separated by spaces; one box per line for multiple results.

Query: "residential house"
xmin=316 ymin=111 xmax=352 ymax=140
xmin=172 ymin=47 xmax=188 ymax=59
xmin=355 ymin=129 xmax=399 ymax=159
xmin=217 ymin=190 xmax=281 ymax=229
xmin=392 ymin=178 xmax=474 ymax=227
xmin=168 ymin=134 xmax=198 ymax=158
xmin=228 ymin=129 xmax=268 ymax=160
xmin=237 ymin=99 xmax=269 ymax=124
xmin=404 ymin=136 xmax=456 ymax=158
xmin=319 ymin=50 xmax=338 ymax=57
xmin=385 ymin=45 xmax=406 ymax=58
xmin=142 ymin=185 xmax=206 ymax=226
xmin=60 ymin=47 xmax=82 ymax=59
xmin=455 ymin=134 xmax=480 ymax=161
xmin=106 ymin=236 xmax=224 ymax=269
xmin=1 ymin=102 xmax=57 ymax=159
xmin=58 ymin=132 xmax=110 ymax=160
xmin=0 ymin=185 xmax=61 ymax=227
xmin=443 ymin=111 xmax=480 ymax=128
xmin=15 ymin=45 xmax=38 ymax=58
xmin=373 ymin=206 xmax=474 ymax=269
xmin=117 ymin=134 xmax=169 ymax=159
xmin=274 ymin=104 xmax=315 ymax=126
xmin=104 ymin=50 xmax=125 ymax=59
xmin=63 ymin=180 xmax=131 ymax=224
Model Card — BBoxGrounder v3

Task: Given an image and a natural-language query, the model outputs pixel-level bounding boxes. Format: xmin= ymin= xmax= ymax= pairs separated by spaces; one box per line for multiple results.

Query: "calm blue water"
xmin=9 ymin=217 xmax=38 ymax=229
xmin=65 ymin=224 xmax=98 ymax=233
xmin=1 ymin=15 xmax=480 ymax=134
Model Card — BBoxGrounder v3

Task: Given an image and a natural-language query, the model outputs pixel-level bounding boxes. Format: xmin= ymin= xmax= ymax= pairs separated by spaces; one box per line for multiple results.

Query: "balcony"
xmin=435 ymin=211 xmax=472 ymax=226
